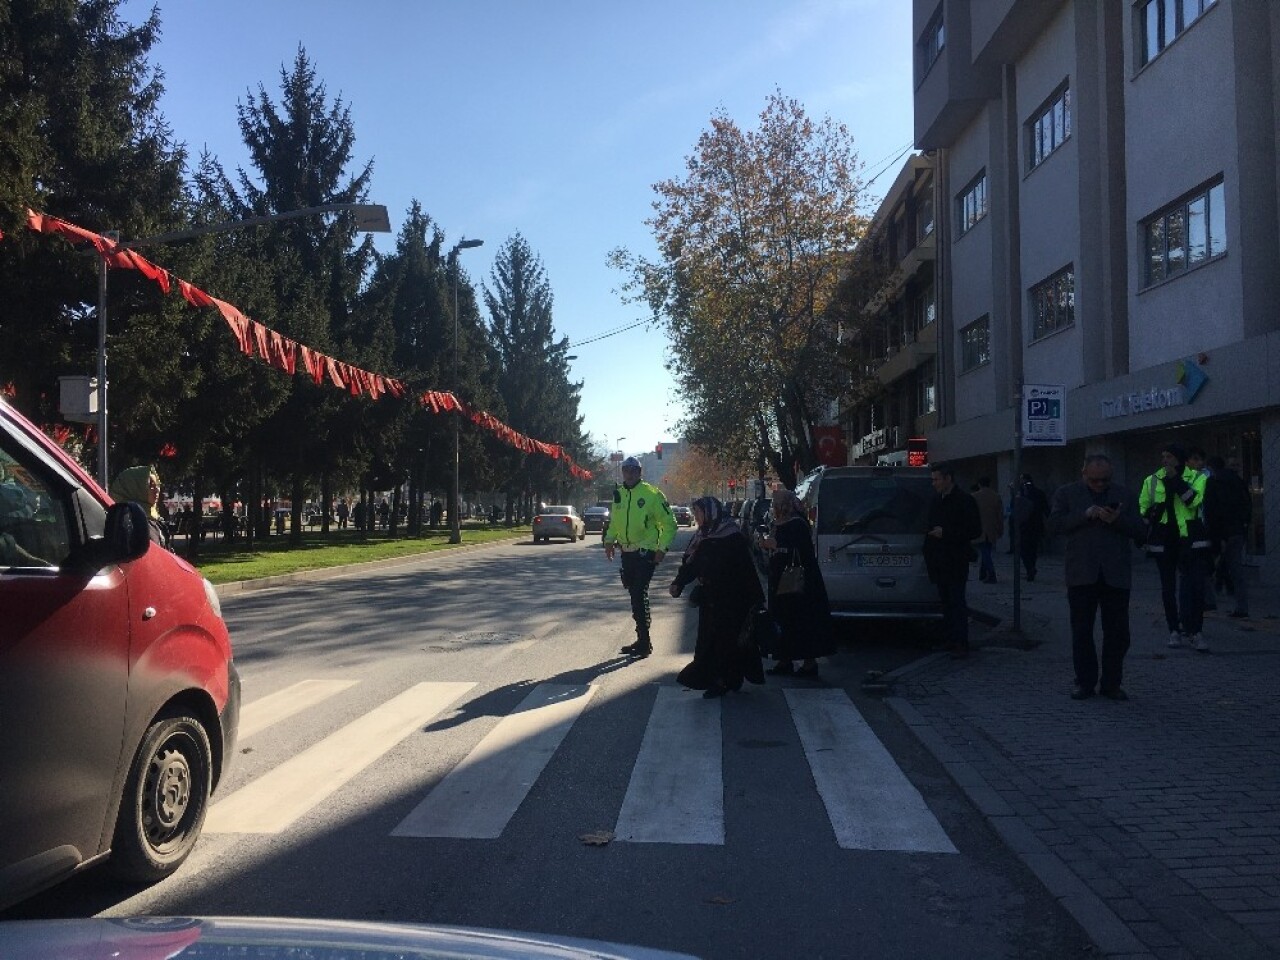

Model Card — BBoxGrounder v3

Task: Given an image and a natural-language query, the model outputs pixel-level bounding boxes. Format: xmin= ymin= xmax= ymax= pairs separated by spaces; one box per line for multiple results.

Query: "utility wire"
xmin=569 ymin=318 xmax=651 ymax=348
xmin=864 ymin=140 xmax=917 ymax=189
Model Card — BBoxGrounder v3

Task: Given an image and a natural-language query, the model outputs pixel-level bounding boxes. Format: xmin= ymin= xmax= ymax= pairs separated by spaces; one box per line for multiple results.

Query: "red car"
xmin=0 ymin=398 xmax=240 ymax=908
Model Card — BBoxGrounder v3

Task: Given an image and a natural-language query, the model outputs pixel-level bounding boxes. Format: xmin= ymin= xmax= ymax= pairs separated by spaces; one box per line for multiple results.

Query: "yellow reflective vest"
xmin=604 ymin=480 xmax=676 ymax=552
xmin=1138 ymin=466 xmax=1208 ymax=551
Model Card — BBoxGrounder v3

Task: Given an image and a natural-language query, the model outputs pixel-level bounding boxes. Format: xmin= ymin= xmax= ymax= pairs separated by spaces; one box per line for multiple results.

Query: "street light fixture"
xmin=92 ymin=202 xmax=392 ymax=486
xmin=449 ymin=237 xmax=483 ymax=545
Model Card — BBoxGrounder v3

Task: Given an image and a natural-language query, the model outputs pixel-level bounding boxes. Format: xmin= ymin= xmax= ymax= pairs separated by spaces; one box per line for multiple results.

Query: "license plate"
xmin=855 ymin=554 xmax=912 ymax=568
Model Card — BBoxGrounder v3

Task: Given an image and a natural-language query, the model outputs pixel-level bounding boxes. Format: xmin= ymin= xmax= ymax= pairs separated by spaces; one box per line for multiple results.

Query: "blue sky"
xmin=120 ymin=0 xmax=915 ymax=461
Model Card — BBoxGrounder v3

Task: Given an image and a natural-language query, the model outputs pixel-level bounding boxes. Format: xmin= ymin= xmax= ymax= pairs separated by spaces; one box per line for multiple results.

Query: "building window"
xmin=918 ymin=360 xmax=937 ymax=415
xmin=1140 ymin=0 xmax=1217 ymax=65
xmin=1030 ymin=266 xmax=1075 ymax=340
xmin=919 ymin=8 xmax=945 ymax=79
xmin=960 ymin=315 xmax=990 ymax=371
xmin=956 ymin=171 xmax=988 ymax=236
xmin=1143 ymin=179 xmax=1226 ymax=286
xmin=1027 ymin=84 xmax=1071 ymax=170
xmin=913 ymin=284 xmax=936 ymax=333
xmin=916 ymin=184 xmax=935 ymax=242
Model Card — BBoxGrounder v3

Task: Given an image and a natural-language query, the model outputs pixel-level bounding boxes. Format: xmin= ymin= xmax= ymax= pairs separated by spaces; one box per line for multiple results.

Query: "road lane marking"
xmin=615 ymin=686 xmax=723 ymax=844
xmin=392 ymin=683 xmax=594 ymax=839
xmin=785 ymin=688 xmax=957 ymax=853
xmin=206 ymin=681 xmax=475 ymax=834
xmin=236 ymin=679 xmax=358 ymax=739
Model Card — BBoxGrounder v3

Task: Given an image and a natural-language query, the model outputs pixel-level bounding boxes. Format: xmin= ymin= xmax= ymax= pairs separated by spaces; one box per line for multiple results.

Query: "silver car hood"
xmin=0 ymin=916 xmax=700 ymax=960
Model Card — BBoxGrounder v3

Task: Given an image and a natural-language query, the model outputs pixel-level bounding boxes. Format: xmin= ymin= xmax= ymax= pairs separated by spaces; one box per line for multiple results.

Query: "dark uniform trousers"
xmin=620 ymin=549 xmax=658 ymax=643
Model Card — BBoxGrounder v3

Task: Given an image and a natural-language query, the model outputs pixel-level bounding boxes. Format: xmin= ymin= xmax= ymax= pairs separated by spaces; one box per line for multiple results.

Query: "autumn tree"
xmin=611 ymin=91 xmax=865 ymax=487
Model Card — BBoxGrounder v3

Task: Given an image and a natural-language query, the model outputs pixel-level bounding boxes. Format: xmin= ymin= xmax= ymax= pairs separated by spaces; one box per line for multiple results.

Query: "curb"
xmin=885 ymin=656 xmax=1151 ymax=958
xmin=210 ymin=532 xmax=528 ymax=599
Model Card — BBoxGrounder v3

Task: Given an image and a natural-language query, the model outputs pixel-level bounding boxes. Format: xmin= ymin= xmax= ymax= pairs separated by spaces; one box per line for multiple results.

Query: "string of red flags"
xmin=22 ymin=210 xmax=592 ymax=480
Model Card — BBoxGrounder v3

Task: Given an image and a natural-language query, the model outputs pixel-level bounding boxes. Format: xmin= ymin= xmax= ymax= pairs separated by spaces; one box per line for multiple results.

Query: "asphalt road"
xmin=4 ymin=531 xmax=1092 ymax=959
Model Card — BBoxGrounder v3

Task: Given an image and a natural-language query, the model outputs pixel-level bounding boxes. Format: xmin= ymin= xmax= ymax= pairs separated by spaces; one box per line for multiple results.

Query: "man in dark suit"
xmin=1047 ymin=454 xmax=1147 ymax=701
xmin=924 ymin=463 xmax=982 ymax=658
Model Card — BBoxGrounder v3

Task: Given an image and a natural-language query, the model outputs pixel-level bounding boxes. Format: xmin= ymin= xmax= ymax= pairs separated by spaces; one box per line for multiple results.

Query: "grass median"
xmin=186 ymin=523 xmax=533 ymax=585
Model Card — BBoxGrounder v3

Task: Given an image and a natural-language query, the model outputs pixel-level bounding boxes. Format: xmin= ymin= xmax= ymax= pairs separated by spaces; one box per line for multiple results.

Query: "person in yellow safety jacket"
xmin=1139 ymin=443 xmax=1211 ymax=653
xmin=604 ymin=456 xmax=676 ymax=658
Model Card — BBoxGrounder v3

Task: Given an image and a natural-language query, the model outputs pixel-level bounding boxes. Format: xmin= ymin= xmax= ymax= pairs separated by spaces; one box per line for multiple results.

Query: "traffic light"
xmin=655 ymin=443 xmax=663 ymax=459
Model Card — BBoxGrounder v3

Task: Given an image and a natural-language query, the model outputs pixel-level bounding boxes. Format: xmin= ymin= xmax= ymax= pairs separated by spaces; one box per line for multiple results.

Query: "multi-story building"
xmin=840 ymin=154 xmax=938 ymax=465
xmin=913 ymin=0 xmax=1277 ymax=575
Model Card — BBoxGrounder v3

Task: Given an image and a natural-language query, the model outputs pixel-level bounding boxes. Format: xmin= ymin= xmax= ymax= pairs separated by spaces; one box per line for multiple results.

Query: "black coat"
xmin=673 ymin=528 xmax=764 ymax=690
xmin=923 ymin=485 xmax=982 ymax=584
xmin=1203 ymin=468 xmax=1252 ymax=541
xmin=767 ymin=514 xmax=833 ymax=660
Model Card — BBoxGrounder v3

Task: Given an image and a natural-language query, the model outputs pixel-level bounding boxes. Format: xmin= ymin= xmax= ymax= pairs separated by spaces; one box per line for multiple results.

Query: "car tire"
xmin=578 ymin=532 xmax=585 ymax=540
xmin=110 ymin=710 xmax=212 ymax=883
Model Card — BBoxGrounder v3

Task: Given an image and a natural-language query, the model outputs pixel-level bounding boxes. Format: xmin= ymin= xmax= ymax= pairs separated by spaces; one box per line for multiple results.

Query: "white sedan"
xmin=532 ymin=505 xmax=586 ymax=542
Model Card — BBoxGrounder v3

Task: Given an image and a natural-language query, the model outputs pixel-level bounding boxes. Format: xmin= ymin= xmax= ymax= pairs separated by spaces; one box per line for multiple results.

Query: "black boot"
xmin=621 ymin=639 xmax=652 ymax=658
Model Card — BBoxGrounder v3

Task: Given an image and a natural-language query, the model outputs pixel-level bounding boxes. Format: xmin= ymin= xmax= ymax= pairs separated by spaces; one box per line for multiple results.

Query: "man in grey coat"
xmin=1047 ymin=454 xmax=1147 ymax=701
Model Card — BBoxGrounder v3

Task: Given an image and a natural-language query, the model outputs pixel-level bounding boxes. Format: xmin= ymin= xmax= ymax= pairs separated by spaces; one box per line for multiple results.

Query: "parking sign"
xmin=1022 ymin=384 xmax=1066 ymax=446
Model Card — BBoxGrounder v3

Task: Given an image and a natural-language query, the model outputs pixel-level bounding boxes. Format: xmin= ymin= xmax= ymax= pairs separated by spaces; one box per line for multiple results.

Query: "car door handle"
xmin=143 ymin=606 xmax=157 ymax=620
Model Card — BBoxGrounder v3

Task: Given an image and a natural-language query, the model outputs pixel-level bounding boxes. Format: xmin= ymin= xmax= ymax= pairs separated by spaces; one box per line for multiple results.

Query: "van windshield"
xmin=817 ymin=475 xmax=933 ymax=536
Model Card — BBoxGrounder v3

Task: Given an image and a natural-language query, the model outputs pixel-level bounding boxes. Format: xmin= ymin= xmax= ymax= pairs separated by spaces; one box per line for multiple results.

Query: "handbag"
xmin=776 ymin=555 xmax=805 ymax=595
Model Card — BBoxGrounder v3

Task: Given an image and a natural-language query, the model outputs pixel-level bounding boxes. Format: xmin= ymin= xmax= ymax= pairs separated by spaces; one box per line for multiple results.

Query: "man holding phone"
xmin=1047 ymin=454 xmax=1148 ymax=701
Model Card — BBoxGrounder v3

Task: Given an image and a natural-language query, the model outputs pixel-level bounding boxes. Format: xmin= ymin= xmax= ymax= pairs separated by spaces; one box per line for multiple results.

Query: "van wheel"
xmin=110 ymin=711 xmax=212 ymax=883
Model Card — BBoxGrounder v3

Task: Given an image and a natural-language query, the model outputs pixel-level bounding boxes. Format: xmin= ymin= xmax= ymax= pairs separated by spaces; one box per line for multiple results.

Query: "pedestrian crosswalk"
xmin=208 ymin=678 xmax=957 ymax=853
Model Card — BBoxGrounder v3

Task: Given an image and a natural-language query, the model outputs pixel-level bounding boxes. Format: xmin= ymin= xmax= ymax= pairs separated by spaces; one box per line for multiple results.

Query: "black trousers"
xmin=1068 ymin=577 xmax=1130 ymax=693
xmin=620 ymin=550 xmax=657 ymax=643
xmin=935 ymin=575 xmax=969 ymax=651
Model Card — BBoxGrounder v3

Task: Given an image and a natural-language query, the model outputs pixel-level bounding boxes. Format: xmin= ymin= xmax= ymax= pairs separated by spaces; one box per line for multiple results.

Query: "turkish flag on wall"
xmin=812 ymin=426 xmax=847 ymax=467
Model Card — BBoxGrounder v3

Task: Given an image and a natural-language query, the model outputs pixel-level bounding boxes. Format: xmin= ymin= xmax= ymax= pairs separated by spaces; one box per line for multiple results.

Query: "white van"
xmin=795 ymin=465 xmax=942 ymax=620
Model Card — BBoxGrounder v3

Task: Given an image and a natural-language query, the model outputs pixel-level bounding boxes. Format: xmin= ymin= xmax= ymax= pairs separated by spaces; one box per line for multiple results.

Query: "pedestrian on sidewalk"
xmin=1013 ymin=474 xmax=1049 ymax=581
xmin=1187 ymin=447 xmax=1217 ymax=611
xmin=1048 ymin=454 xmax=1146 ymax=701
xmin=1139 ymin=443 xmax=1211 ymax=653
xmin=1204 ymin=455 xmax=1252 ymax=618
xmin=924 ymin=463 xmax=982 ymax=658
xmin=604 ymin=456 xmax=676 ymax=659
xmin=972 ymin=476 xmax=1004 ymax=583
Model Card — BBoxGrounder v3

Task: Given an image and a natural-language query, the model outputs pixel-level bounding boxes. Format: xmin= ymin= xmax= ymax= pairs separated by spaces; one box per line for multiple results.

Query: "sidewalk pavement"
xmin=882 ymin=550 xmax=1280 ymax=960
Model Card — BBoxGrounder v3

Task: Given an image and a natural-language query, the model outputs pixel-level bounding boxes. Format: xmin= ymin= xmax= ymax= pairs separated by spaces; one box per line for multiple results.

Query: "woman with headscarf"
xmin=108 ymin=464 xmax=170 ymax=549
xmin=668 ymin=496 xmax=765 ymax=698
xmin=758 ymin=488 xmax=832 ymax=677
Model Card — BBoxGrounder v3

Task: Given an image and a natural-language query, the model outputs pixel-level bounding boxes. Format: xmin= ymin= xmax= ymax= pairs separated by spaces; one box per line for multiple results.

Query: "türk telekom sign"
xmin=1100 ymin=358 xmax=1209 ymax=420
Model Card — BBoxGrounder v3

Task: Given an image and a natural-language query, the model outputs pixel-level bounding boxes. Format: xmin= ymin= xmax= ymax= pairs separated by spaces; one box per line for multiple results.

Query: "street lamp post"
xmin=449 ymin=237 xmax=483 ymax=545
xmin=615 ymin=437 xmax=626 ymax=483
xmin=93 ymin=202 xmax=391 ymax=487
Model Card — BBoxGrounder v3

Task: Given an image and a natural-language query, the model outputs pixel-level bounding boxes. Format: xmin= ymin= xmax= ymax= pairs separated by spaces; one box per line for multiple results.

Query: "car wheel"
xmin=110 ymin=710 xmax=212 ymax=883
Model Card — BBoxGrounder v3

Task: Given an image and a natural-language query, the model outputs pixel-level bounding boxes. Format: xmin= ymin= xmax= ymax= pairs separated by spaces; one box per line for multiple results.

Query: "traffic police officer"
xmin=604 ymin=456 xmax=676 ymax=658
xmin=1139 ymin=443 xmax=1211 ymax=652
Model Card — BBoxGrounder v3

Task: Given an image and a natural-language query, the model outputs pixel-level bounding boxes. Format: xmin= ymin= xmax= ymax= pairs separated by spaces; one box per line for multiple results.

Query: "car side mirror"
xmin=63 ymin=501 xmax=151 ymax=576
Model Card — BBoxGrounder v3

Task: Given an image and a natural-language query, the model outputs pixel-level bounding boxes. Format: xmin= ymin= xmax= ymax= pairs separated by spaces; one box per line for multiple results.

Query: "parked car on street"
xmin=672 ymin=504 xmax=693 ymax=526
xmin=795 ymin=464 xmax=941 ymax=621
xmin=0 ymin=398 xmax=240 ymax=910
xmin=533 ymin=504 xmax=586 ymax=542
xmin=583 ymin=504 xmax=611 ymax=533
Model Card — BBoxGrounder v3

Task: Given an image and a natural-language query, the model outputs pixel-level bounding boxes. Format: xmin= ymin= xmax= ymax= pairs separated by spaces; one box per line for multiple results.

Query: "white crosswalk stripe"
xmin=786 ymin=688 xmax=956 ymax=853
xmin=615 ymin=686 xmax=724 ymax=844
xmin=392 ymin=683 xmax=595 ymax=839
xmin=206 ymin=681 xmax=474 ymax=834
xmin=212 ymin=678 xmax=954 ymax=852
xmin=236 ymin=679 xmax=358 ymax=739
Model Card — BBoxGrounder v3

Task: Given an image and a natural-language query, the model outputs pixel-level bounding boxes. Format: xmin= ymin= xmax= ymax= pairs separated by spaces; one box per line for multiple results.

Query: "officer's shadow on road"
xmin=420 ymin=657 xmax=636 ymax=733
